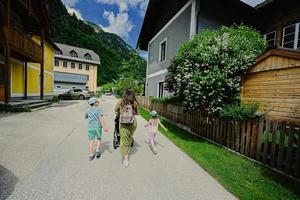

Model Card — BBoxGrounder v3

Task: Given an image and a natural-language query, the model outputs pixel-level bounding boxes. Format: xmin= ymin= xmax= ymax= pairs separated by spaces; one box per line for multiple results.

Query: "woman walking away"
xmin=115 ymin=89 xmax=139 ymax=167
xmin=145 ymin=110 xmax=167 ymax=154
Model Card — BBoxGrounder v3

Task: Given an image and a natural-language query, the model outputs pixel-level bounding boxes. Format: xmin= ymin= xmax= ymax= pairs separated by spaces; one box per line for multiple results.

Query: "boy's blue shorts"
xmin=88 ymin=127 xmax=102 ymax=140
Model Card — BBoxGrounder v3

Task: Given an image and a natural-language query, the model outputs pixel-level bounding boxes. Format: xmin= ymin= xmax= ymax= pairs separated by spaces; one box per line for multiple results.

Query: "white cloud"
xmin=97 ymin=0 xmax=148 ymax=39
xmin=61 ymin=0 xmax=80 ymax=7
xmin=65 ymin=5 xmax=84 ymax=21
xmin=101 ymin=11 xmax=134 ymax=39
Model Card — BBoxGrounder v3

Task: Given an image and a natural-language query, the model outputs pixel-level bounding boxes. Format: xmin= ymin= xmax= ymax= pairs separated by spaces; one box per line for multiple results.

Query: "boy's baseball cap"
xmin=88 ymin=97 xmax=98 ymax=105
xmin=150 ymin=110 xmax=158 ymax=117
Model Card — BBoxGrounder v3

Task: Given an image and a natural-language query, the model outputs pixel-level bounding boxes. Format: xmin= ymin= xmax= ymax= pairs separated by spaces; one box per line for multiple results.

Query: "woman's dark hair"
xmin=121 ymin=89 xmax=139 ymax=112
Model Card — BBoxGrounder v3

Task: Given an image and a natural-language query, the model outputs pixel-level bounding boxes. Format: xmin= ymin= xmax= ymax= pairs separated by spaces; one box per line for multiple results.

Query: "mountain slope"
xmin=46 ymin=0 xmax=144 ymax=85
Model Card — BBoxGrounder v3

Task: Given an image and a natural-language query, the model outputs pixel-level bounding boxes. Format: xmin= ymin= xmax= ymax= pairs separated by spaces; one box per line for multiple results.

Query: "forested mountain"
xmin=45 ymin=0 xmax=146 ymax=85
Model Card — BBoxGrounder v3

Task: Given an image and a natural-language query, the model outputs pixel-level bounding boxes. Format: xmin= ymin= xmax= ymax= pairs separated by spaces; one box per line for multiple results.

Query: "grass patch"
xmin=139 ymin=107 xmax=300 ymax=200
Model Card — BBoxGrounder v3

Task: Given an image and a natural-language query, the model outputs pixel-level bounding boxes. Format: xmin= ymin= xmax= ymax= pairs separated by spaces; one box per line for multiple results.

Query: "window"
xmin=84 ymin=53 xmax=92 ymax=60
xmin=158 ymin=81 xmax=164 ymax=98
xmin=71 ymin=62 xmax=75 ymax=68
xmin=70 ymin=50 xmax=78 ymax=58
xmin=63 ymin=61 xmax=67 ymax=68
xmin=72 ymin=86 xmax=76 ymax=89
xmin=264 ymin=31 xmax=276 ymax=47
xmin=56 ymin=85 xmax=62 ymax=89
xmin=79 ymin=63 xmax=82 ymax=70
xmin=74 ymin=89 xmax=82 ymax=92
xmin=55 ymin=60 xmax=59 ymax=67
xmin=159 ymin=39 xmax=167 ymax=62
xmin=55 ymin=50 xmax=62 ymax=55
xmin=282 ymin=22 xmax=300 ymax=49
xmin=87 ymin=75 xmax=89 ymax=80
xmin=86 ymin=64 xmax=90 ymax=70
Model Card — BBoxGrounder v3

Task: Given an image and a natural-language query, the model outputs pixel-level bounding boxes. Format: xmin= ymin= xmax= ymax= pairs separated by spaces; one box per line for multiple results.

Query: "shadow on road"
xmin=52 ymin=101 xmax=80 ymax=108
xmin=0 ymin=165 xmax=18 ymax=200
xmin=101 ymin=141 xmax=112 ymax=154
xmin=129 ymin=139 xmax=140 ymax=156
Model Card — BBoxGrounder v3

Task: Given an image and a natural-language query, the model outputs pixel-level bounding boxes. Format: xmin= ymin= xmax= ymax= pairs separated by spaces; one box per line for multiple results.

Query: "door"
xmin=11 ymin=61 xmax=25 ymax=98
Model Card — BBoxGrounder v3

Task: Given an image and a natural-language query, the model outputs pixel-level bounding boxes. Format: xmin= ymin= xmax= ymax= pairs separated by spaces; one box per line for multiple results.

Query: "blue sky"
xmin=62 ymin=0 xmax=264 ymax=53
xmin=62 ymin=0 xmax=149 ymax=49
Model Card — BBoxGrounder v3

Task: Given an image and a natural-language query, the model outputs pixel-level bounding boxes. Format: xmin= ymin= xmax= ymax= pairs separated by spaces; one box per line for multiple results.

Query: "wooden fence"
xmin=137 ymin=96 xmax=300 ymax=179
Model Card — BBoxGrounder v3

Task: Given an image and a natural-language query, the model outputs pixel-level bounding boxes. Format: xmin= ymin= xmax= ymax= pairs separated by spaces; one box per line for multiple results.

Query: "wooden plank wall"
xmin=242 ymin=65 xmax=300 ymax=124
xmin=137 ymin=96 xmax=300 ymax=179
xmin=0 ymin=84 xmax=4 ymax=101
xmin=250 ymin=55 xmax=300 ymax=73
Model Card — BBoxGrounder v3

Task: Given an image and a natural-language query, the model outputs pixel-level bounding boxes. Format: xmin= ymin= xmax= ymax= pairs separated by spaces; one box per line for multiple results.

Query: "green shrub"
xmin=165 ymin=25 xmax=266 ymax=112
xmin=220 ymin=101 xmax=259 ymax=121
xmin=102 ymin=82 xmax=115 ymax=92
xmin=48 ymin=95 xmax=60 ymax=103
xmin=0 ymin=104 xmax=31 ymax=113
xmin=114 ymin=77 xmax=144 ymax=97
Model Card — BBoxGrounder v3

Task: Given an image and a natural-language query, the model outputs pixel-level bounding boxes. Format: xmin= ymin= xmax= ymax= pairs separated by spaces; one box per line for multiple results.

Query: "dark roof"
xmin=137 ymin=0 xmax=189 ymax=50
xmin=54 ymin=72 xmax=88 ymax=84
xmin=46 ymin=39 xmax=60 ymax=51
xmin=54 ymin=43 xmax=100 ymax=63
xmin=137 ymin=0 xmax=256 ymax=50
xmin=255 ymin=0 xmax=274 ymax=9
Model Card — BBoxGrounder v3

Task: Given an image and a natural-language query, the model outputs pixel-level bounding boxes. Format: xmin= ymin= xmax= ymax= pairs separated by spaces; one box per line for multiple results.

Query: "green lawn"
xmin=139 ymin=108 xmax=300 ymax=200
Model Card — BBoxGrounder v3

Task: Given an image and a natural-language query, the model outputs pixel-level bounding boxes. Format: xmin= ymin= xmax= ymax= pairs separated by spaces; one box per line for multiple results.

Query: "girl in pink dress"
xmin=145 ymin=110 xmax=167 ymax=154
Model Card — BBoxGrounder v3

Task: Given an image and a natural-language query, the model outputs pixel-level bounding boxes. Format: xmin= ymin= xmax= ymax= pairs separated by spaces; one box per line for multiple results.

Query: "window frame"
xmin=86 ymin=64 xmax=90 ymax=71
xmin=69 ymin=50 xmax=78 ymax=58
xmin=264 ymin=31 xmax=276 ymax=47
xmin=282 ymin=22 xmax=300 ymax=49
xmin=159 ymin=38 xmax=167 ymax=63
xmin=63 ymin=61 xmax=67 ymax=68
xmin=84 ymin=53 xmax=92 ymax=60
xmin=79 ymin=63 xmax=82 ymax=70
xmin=157 ymin=80 xmax=165 ymax=98
xmin=55 ymin=59 xmax=59 ymax=67
xmin=71 ymin=62 xmax=75 ymax=68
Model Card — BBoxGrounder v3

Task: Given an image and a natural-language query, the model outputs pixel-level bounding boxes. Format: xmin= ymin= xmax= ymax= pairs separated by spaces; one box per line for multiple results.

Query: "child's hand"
xmin=104 ymin=126 xmax=109 ymax=133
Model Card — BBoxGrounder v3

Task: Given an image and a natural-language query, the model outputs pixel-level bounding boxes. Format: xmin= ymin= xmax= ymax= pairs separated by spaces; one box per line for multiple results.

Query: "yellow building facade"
xmin=0 ymin=0 xmax=53 ymax=103
xmin=10 ymin=36 xmax=56 ymax=100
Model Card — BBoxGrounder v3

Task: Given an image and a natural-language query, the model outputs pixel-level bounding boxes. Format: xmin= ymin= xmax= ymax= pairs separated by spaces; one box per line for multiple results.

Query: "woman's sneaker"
xmin=122 ymin=158 xmax=129 ymax=168
xmin=96 ymin=151 xmax=101 ymax=159
xmin=89 ymin=154 xmax=95 ymax=161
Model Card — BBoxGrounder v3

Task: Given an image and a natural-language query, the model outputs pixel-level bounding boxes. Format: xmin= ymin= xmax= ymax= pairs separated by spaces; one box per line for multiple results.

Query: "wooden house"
xmin=0 ymin=0 xmax=55 ymax=104
xmin=242 ymin=48 xmax=300 ymax=123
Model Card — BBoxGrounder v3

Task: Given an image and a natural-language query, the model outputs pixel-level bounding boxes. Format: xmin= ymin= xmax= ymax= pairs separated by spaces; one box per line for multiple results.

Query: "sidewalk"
xmin=1 ymin=96 xmax=237 ymax=200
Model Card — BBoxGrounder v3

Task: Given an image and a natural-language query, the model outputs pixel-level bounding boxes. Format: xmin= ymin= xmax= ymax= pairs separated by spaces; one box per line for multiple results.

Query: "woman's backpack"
xmin=120 ymin=104 xmax=134 ymax=124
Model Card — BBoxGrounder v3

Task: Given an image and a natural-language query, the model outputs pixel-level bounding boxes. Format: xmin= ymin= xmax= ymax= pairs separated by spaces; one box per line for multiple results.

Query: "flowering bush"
xmin=165 ymin=25 xmax=266 ymax=112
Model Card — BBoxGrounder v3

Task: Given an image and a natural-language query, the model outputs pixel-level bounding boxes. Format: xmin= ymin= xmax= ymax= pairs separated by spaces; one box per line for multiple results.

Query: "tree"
xmin=120 ymin=51 xmax=146 ymax=81
xmin=165 ymin=25 xmax=266 ymax=112
xmin=114 ymin=77 xmax=144 ymax=97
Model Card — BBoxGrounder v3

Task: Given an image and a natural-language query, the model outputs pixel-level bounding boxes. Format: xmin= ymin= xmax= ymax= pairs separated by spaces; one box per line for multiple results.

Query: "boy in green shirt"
xmin=85 ymin=97 xmax=108 ymax=161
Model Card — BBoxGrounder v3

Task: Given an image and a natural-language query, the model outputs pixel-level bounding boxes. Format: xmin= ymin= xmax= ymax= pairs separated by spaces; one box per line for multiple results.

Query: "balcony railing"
xmin=18 ymin=0 xmax=31 ymax=12
xmin=0 ymin=27 xmax=43 ymax=63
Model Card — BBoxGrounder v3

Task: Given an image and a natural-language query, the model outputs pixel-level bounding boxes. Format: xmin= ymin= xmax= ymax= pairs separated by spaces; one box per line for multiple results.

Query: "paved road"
xmin=0 ymin=96 xmax=237 ymax=200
